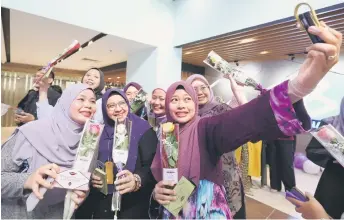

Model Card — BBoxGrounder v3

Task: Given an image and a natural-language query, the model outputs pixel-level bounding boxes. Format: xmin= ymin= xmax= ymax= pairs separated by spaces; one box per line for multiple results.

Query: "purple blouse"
xmin=158 ymin=80 xmax=311 ymax=219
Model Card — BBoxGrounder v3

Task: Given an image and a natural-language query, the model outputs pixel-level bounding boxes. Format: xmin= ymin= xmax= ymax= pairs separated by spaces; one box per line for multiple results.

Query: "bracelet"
xmin=133 ymin=174 xmax=142 ymax=192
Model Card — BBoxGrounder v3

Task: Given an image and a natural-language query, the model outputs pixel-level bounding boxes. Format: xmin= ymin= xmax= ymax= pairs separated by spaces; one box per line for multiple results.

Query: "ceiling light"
xmin=88 ymin=41 xmax=93 ymax=46
xmin=260 ymin=51 xmax=269 ymax=55
xmin=108 ymin=78 xmax=112 ymax=80
xmin=117 ymin=76 xmax=120 ymax=79
xmin=184 ymin=51 xmax=193 ymax=55
xmin=78 ymin=48 xmax=82 ymax=51
xmin=239 ymin=38 xmax=256 ymax=44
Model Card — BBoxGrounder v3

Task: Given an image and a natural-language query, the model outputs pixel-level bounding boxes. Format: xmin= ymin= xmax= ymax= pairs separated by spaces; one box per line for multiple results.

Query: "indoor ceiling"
xmin=1 ymin=9 xmax=153 ymax=79
xmin=181 ymin=5 xmax=344 ymax=66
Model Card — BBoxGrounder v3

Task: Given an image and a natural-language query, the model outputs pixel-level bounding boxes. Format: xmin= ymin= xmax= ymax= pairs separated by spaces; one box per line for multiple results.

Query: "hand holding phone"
xmin=286 ymin=187 xmax=309 ymax=207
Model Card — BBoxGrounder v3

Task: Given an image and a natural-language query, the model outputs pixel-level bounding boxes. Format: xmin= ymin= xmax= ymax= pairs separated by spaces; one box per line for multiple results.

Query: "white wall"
xmin=1 ymin=0 xmax=177 ymax=47
xmin=173 ymin=0 xmax=341 ymax=46
xmin=126 ymin=46 xmax=182 ymax=94
xmin=205 ymin=52 xmax=344 ymax=120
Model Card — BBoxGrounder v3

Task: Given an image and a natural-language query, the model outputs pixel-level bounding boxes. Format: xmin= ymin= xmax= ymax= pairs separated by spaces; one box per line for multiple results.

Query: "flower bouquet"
xmin=311 ymin=124 xmax=344 ymax=167
xmin=63 ymin=120 xmax=104 ymax=219
xmin=130 ymin=89 xmax=147 ymax=114
xmin=160 ymin=122 xmax=180 ymax=184
xmin=203 ymin=51 xmax=262 ymax=91
xmin=111 ymin=119 xmax=132 ymax=219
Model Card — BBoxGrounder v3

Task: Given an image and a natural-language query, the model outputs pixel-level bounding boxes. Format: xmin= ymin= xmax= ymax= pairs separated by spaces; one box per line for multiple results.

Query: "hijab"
xmin=123 ymin=82 xmax=142 ymax=92
xmin=14 ymin=84 xmax=91 ymax=168
xmin=324 ymin=97 xmax=344 ymax=135
xmin=151 ymin=81 xmax=201 ymax=185
xmin=186 ymin=74 xmax=219 ymax=116
xmin=123 ymin=82 xmax=147 ymax=119
xmin=82 ymin=68 xmax=105 ymax=100
xmin=98 ymin=89 xmax=151 ymax=193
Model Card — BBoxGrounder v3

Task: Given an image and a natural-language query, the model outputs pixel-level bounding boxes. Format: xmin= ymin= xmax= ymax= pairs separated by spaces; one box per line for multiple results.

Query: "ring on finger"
xmin=327 ymin=53 xmax=337 ymax=60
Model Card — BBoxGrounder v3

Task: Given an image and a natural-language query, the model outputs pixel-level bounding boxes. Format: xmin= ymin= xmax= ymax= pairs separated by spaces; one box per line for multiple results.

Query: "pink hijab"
xmin=186 ymin=74 xmax=219 ymax=116
xmin=151 ymin=81 xmax=201 ymax=185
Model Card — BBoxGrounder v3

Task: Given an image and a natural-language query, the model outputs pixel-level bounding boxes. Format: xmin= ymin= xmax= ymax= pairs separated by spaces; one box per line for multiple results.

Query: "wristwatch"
xmin=133 ymin=174 xmax=142 ymax=192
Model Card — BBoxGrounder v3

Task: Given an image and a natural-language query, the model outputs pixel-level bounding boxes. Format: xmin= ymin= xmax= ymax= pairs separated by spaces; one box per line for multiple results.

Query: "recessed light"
xmin=184 ymin=51 xmax=193 ymax=55
xmin=88 ymin=41 xmax=93 ymax=46
xmin=117 ymin=76 xmax=120 ymax=79
xmin=239 ymin=38 xmax=256 ymax=44
xmin=108 ymin=78 xmax=112 ymax=80
xmin=260 ymin=51 xmax=269 ymax=55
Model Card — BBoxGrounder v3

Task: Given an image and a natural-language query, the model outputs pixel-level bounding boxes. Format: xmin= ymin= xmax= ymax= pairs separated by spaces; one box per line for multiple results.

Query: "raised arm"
xmin=200 ymin=21 xmax=341 ymax=157
xmin=199 ymin=80 xmax=311 ymax=156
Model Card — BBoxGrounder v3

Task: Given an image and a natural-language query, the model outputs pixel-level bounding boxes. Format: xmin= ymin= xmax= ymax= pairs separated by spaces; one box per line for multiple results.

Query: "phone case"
xmin=298 ymin=12 xmax=325 ymax=44
xmin=286 ymin=187 xmax=308 ymax=207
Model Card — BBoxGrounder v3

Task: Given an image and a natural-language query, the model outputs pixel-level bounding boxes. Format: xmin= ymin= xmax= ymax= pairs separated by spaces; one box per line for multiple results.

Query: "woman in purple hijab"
xmin=1 ymin=84 xmax=97 ymax=219
xmin=124 ymin=82 xmax=148 ymax=120
xmin=75 ymin=88 xmax=158 ymax=219
xmin=150 ymin=23 xmax=341 ymax=219
xmin=186 ymin=74 xmax=247 ymax=219
xmin=305 ymin=97 xmax=344 ymax=219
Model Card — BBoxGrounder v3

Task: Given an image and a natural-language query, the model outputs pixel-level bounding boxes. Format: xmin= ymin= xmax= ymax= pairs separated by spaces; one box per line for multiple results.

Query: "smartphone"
xmin=298 ymin=12 xmax=325 ymax=44
xmin=295 ymin=3 xmax=325 ymax=44
xmin=286 ymin=187 xmax=309 ymax=207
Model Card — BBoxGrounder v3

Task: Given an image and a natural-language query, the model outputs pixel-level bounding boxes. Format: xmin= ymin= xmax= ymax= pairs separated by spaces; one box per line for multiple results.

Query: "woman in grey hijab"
xmin=1 ymin=84 xmax=97 ymax=219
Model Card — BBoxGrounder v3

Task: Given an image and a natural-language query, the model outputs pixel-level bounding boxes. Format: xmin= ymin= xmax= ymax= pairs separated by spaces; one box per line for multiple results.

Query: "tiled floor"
xmin=246 ymin=196 xmax=296 ymax=219
xmin=245 ymin=168 xmax=322 ymax=219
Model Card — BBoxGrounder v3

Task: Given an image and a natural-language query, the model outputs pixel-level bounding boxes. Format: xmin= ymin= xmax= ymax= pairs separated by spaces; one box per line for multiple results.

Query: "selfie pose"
xmin=150 ymin=22 xmax=341 ymax=219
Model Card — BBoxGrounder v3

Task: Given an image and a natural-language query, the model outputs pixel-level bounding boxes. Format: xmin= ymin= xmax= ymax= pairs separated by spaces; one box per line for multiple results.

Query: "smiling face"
xmin=106 ymin=94 xmax=129 ymax=122
xmin=150 ymin=89 xmax=166 ymax=116
xmin=191 ymin=79 xmax=211 ymax=106
xmin=82 ymin=69 xmax=101 ymax=90
xmin=125 ymin=86 xmax=139 ymax=102
xmin=169 ymin=89 xmax=196 ymax=124
xmin=69 ymin=89 xmax=96 ymax=125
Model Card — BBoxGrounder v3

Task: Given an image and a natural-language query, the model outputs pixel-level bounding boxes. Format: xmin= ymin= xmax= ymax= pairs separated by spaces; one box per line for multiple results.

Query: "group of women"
xmin=1 ymin=22 xmax=343 ymax=219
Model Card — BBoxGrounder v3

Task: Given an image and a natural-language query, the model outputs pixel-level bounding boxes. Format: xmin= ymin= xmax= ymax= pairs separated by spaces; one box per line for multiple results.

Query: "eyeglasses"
xmin=193 ymin=85 xmax=208 ymax=92
xmin=107 ymin=101 xmax=127 ymax=110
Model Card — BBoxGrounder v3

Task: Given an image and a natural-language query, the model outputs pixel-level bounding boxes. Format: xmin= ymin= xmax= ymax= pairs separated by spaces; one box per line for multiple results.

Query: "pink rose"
xmin=89 ymin=124 xmax=100 ymax=136
xmin=317 ymin=127 xmax=336 ymax=143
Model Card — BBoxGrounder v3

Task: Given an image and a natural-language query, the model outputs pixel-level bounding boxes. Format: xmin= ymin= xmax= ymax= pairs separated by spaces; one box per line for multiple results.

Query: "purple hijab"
xmin=186 ymin=74 xmax=219 ymax=116
xmin=151 ymin=81 xmax=201 ymax=185
xmin=98 ymin=89 xmax=151 ymax=192
xmin=123 ymin=82 xmax=142 ymax=92
xmin=17 ymin=84 xmax=91 ymax=168
xmin=324 ymin=97 xmax=344 ymax=135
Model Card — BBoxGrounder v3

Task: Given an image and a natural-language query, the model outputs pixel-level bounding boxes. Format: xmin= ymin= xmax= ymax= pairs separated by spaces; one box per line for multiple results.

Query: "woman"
xmin=36 ymin=68 xmax=105 ymax=120
xmin=124 ymin=82 xmax=148 ymax=120
xmin=81 ymin=68 xmax=105 ymax=100
xmin=76 ymin=88 xmax=158 ymax=219
xmin=305 ymin=97 xmax=344 ymax=219
xmin=1 ymin=84 xmax=96 ymax=219
xmin=148 ymin=88 xmax=167 ymax=131
xmin=150 ymin=22 xmax=341 ymax=219
xmin=186 ymin=74 xmax=247 ymax=218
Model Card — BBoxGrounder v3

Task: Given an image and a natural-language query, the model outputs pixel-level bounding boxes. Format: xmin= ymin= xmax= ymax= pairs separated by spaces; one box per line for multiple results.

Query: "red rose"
xmin=89 ymin=124 xmax=100 ymax=136
xmin=317 ymin=127 xmax=336 ymax=143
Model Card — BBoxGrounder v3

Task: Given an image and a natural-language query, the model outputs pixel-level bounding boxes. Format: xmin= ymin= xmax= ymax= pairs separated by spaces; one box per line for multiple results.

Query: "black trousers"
xmin=267 ymin=139 xmax=296 ymax=191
